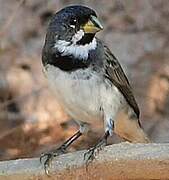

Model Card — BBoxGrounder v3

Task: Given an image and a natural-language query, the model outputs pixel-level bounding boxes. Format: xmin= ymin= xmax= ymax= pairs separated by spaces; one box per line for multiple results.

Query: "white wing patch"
xmin=54 ymin=30 xmax=97 ymax=60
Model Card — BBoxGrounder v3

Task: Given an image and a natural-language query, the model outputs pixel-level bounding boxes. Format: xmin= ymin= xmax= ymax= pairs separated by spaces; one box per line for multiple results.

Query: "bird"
xmin=41 ymin=5 xmax=150 ymax=174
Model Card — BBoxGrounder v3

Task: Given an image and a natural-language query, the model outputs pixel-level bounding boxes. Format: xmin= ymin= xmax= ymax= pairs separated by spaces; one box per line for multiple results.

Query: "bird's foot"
xmin=40 ymin=146 xmax=66 ymax=175
xmin=84 ymin=139 xmax=106 ymax=166
xmin=84 ymin=131 xmax=109 ymax=168
xmin=40 ymin=130 xmax=82 ymax=175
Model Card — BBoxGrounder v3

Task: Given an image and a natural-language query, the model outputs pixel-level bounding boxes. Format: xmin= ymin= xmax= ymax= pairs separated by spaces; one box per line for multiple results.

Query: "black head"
xmin=47 ymin=5 xmax=103 ymax=45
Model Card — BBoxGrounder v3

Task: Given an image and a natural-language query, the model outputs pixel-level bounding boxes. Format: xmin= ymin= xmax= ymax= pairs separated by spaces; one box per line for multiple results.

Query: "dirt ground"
xmin=0 ymin=0 xmax=169 ymax=161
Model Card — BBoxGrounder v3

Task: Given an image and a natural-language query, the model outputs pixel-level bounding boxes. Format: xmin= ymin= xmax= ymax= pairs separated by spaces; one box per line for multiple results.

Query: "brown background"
xmin=0 ymin=0 xmax=168 ymax=160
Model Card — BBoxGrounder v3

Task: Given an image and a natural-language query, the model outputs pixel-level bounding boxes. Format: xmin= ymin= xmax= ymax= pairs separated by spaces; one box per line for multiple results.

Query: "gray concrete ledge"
xmin=0 ymin=143 xmax=169 ymax=179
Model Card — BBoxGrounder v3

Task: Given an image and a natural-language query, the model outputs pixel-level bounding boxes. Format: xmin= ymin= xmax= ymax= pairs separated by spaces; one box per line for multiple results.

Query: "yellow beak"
xmin=82 ymin=15 xmax=103 ymax=34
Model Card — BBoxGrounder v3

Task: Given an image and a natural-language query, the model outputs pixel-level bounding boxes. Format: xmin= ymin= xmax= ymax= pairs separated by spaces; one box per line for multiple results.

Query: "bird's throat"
xmin=76 ymin=33 xmax=95 ymax=45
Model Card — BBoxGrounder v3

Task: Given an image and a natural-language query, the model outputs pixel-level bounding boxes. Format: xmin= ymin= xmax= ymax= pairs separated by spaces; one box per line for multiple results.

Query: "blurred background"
xmin=0 ymin=0 xmax=168 ymax=161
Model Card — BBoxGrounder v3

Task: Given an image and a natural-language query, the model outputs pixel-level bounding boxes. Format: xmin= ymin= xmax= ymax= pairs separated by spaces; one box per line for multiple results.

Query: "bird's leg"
xmin=40 ymin=130 xmax=82 ymax=175
xmin=84 ymin=131 xmax=109 ymax=165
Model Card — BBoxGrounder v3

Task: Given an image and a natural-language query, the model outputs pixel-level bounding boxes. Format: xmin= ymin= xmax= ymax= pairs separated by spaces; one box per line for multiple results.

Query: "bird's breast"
xmin=44 ymin=64 xmax=103 ymax=123
xmin=44 ymin=64 xmax=126 ymax=128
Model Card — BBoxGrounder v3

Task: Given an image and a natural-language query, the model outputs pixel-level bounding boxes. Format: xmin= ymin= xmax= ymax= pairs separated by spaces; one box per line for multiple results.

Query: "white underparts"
xmin=54 ymin=30 xmax=97 ymax=60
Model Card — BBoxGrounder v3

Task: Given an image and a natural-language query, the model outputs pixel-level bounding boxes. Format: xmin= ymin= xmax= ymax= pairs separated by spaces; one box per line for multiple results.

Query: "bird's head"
xmin=46 ymin=5 xmax=103 ymax=60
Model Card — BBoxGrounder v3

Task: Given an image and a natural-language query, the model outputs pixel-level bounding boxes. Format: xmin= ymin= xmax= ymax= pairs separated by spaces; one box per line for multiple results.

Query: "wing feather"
xmin=103 ymin=45 xmax=140 ymax=118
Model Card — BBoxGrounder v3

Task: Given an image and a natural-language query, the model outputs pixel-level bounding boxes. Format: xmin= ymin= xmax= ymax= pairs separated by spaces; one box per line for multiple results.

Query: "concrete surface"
xmin=0 ymin=143 xmax=169 ymax=179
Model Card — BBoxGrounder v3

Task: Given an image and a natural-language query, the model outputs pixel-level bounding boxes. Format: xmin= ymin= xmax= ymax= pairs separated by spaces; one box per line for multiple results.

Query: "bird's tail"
xmin=114 ymin=111 xmax=151 ymax=143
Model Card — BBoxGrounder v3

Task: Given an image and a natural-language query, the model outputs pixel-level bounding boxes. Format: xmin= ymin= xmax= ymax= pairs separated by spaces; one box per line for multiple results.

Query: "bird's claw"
xmin=84 ymin=140 xmax=106 ymax=168
xmin=84 ymin=147 xmax=97 ymax=166
xmin=40 ymin=147 xmax=66 ymax=175
xmin=40 ymin=152 xmax=56 ymax=175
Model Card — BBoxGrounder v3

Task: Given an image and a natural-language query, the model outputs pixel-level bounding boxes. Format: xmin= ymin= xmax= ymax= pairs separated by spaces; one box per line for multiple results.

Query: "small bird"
xmin=41 ymin=5 xmax=150 ymax=174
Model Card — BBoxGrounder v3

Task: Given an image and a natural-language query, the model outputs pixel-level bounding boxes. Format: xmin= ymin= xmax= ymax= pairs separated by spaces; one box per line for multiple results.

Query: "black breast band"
xmin=49 ymin=55 xmax=89 ymax=71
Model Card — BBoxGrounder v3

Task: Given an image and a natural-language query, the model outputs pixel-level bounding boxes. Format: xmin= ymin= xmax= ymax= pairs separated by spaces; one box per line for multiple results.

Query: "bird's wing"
xmin=103 ymin=45 xmax=140 ymax=118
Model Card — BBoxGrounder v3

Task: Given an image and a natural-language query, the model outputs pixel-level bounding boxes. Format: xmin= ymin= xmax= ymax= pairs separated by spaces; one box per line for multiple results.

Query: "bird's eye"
xmin=70 ymin=19 xmax=77 ymax=25
xmin=70 ymin=19 xmax=77 ymax=28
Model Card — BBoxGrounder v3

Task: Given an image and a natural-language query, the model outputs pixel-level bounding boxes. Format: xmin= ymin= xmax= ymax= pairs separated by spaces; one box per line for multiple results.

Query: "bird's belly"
xmin=45 ymin=65 xmax=103 ymax=123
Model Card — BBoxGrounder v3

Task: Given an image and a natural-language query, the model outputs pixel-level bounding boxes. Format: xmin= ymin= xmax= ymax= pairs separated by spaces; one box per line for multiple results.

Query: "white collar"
xmin=54 ymin=30 xmax=97 ymax=60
